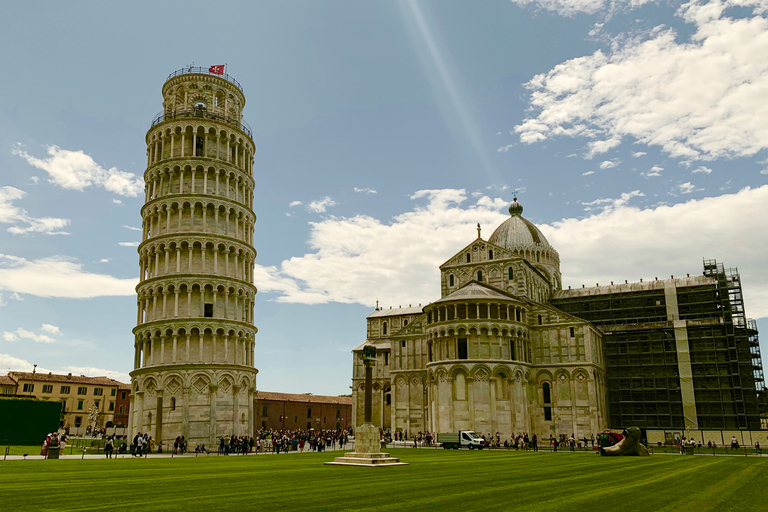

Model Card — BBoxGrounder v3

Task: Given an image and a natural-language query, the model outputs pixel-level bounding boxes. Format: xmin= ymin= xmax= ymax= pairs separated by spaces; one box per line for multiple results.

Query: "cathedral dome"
xmin=488 ymin=197 xmax=552 ymax=253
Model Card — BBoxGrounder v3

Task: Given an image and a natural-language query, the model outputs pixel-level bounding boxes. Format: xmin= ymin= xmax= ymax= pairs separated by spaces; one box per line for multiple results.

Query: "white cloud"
xmin=679 ymin=182 xmax=697 ymax=194
xmin=582 ymin=190 xmax=645 ymax=212
xmin=353 ymin=187 xmax=378 ymax=195
xmin=112 ymin=198 xmax=123 ymax=204
xmin=632 ymin=151 xmax=647 ymax=158
xmin=289 ymin=201 xmax=303 ymax=207
xmin=307 ymin=197 xmax=337 ymax=213
xmin=0 ymin=254 xmax=136 ymax=299
xmin=599 ymin=160 xmax=619 ymax=169
xmin=29 ymin=176 xmax=39 ymax=184
xmin=4 ymin=328 xmax=55 ymax=344
xmin=99 ymin=258 xmax=111 ymax=263
xmin=61 ymin=366 xmax=129 ymax=382
xmin=253 ymin=189 xmax=512 ymax=305
xmin=0 ymin=354 xmax=125 ymax=381
xmin=13 ymin=144 xmax=143 ymax=197
xmin=252 ymin=186 xmax=768 ymax=320
xmin=40 ymin=324 xmax=61 ymax=335
xmin=497 ymin=144 xmax=515 ymax=153
xmin=544 ymin=185 xmax=768 ymax=318
xmin=122 ymin=225 xmax=142 ymax=231
xmin=514 ymin=3 xmax=768 ymax=161
xmin=0 ymin=353 xmax=52 ymax=373
xmin=582 ymin=171 xmax=595 ymax=176
xmin=644 ymin=165 xmax=663 ymax=177
xmin=118 ymin=242 xmax=140 ymax=247
xmin=508 ymin=0 xmax=651 ymax=16
xmin=0 ymin=186 xmax=70 ymax=235
xmin=692 ymin=166 xmax=713 ymax=174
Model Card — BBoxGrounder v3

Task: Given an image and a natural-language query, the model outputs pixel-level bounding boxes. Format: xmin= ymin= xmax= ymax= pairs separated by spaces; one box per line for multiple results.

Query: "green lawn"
xmin=1 ymin=449 xmax=766 ymax=511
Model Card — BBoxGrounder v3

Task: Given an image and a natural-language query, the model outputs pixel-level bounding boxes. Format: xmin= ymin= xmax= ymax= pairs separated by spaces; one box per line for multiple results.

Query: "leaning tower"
xmin=129 ymin=67 xmax=258 ymax=448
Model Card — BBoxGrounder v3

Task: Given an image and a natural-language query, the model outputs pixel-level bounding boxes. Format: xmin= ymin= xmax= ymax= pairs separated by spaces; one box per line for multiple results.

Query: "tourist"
xmin=105 ymin=436 xmax=114 ymax=458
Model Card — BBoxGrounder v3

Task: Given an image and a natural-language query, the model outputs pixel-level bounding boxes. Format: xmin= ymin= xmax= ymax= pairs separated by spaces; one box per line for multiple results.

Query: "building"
xmin=114 ymin=382 xmax=132 ymax=427
xmin=551 ymin=262 xmax=765 ymax=431
xmin=0 ymin=375 xmax=17 ymax=396
xmin=129 ymin=66 xmax=259 ymax=448
xmin=254 ymin=391 xmax=352 ymax=431
xmin=351 ymin=197 xmax=764 ymax=438
xmin=4 ymin=372 xmax=129 ymax=430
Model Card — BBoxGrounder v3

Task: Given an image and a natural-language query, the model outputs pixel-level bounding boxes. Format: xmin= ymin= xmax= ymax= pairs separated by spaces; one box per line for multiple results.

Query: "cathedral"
xmin=351 ymin=197 xmax=764 ymax=438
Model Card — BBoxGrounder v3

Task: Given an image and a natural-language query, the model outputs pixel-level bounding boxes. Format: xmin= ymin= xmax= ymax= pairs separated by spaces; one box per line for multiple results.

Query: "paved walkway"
xmin=1 ymin=442 xmax=356 ymax=461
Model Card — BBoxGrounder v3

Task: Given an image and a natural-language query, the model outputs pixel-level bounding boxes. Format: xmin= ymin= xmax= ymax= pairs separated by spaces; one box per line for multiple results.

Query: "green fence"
xmin=0 ymin=397 xmax=61 ymax=445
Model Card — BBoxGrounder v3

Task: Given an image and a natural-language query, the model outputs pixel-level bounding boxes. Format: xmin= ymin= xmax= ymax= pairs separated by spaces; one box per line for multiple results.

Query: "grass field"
xmin=1 ymin=449 xmax=766 ymax=511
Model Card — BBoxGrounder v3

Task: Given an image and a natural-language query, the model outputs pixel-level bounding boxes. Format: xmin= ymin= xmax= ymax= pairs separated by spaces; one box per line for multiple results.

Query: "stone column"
xmin=489 ymin=376 xmax=497 ymax=435
xmin=232 ymin=385 xmax=240 ymax=436
xmin=209 ymin=385 xmax=217 ymax=447
xmin=182 ymin=387 xmax=190 ymax=439
xmin=468 ymin=375 xmax=475 ymax=429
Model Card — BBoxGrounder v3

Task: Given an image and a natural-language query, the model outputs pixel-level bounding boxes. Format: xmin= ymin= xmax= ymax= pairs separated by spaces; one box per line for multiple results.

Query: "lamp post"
xmin=362 ymin=345 xmax=376 ymax=425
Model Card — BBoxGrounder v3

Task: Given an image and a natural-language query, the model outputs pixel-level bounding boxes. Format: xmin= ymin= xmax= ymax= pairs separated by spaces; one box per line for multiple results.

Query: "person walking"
xmin=105 ymin=436 xmax=114 ymax=459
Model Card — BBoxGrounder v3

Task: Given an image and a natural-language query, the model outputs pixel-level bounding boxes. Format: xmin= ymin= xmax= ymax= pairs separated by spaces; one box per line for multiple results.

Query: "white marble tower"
xmin=129 ymin=67 xmax=259 ymax=448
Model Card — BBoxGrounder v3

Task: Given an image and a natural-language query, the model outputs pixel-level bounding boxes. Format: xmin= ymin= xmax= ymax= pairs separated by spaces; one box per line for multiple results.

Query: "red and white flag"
xmin=209 ymin=64 xmax=225 ymax=75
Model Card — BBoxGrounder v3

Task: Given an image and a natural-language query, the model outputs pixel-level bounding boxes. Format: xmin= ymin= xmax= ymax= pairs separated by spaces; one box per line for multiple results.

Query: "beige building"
xmin=352 ymin=198 xmax=609 ymax=439
xmin=5 ymin=372 xmax=128 ymax=429
xmin=0 ymin=375 xmax=16 ymax=395
xmin=129 ymin=67 xmax=259 ymax=447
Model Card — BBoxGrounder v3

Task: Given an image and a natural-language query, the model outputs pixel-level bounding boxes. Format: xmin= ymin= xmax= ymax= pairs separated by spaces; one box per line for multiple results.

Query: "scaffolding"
xmin=550 ymin=259 xmax=764 ymax=430
xmin=705 ymin=259 xmax=764 ymax=391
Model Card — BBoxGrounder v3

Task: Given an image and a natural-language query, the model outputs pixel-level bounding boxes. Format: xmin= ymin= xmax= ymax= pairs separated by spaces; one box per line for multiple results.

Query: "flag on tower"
xmin=209 ymin=64 xmax=225 ymax=75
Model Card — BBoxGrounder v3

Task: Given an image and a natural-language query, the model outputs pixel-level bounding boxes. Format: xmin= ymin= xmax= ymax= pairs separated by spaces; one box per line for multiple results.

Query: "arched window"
xmin=477 ymin=270 xmax=483 ymax=282
xmin=508 ymin=267 xmax=514 ymax=280
xmin=538 ymin=314 xmax=542 ymax=325
xmin=382 ymin=321 xmax=388 ymax=335
xmin=543 ymin=383 xmax=551 ymax=404
xmin=488 ymin=250 xmax=493 ymax=260
xmin=449 ymin=274 xmax=455 ymax=286
xmin=466 ymin=253 xmax=471 ymax=263
xmin=403 ymin=319 xmax=408 ymax=326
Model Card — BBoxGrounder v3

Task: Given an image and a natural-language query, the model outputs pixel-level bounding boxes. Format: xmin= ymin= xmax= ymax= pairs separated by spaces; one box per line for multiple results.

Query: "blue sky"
xmin=1 ymin=0 xmax=767 ymax=395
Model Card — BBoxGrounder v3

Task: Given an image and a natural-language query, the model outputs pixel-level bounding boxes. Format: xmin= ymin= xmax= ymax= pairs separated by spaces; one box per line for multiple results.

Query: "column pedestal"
xmin=325 ymin=423 xmax=407 ymax=467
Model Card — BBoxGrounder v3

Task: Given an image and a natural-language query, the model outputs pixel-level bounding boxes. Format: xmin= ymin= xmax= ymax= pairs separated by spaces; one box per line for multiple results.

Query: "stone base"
xmin=352 ymin=423 xmax=380 ymax=454
xmin=325 ymin=451 xmax=408 ymax=467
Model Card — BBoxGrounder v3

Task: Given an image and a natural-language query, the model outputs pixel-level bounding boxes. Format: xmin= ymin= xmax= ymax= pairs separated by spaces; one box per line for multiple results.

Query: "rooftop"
xmin=165 ymin=66 xmax=243 ymax=91
xmin=367 ymin=305 xmax=424 ymax=319
xmin=433 ymin=280 xmax=520 ymax=304
xmin=552 ymin=275 xmax=716 ymax=299
xmin=7 ymin=372 xmax=128 ymax=387
xmin=256 ymin=391 xmax=352 ymax=406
